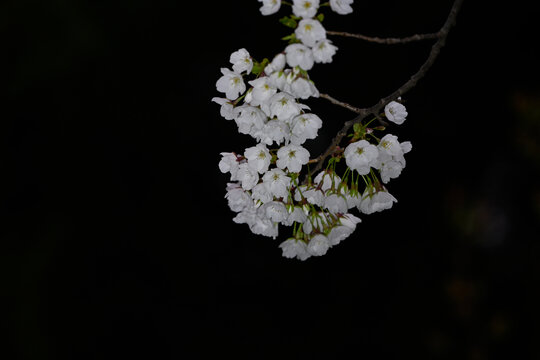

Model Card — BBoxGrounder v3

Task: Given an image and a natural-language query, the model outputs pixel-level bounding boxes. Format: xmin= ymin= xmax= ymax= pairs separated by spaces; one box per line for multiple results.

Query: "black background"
xmin=2 ymin=0 xmax=540 ymax=359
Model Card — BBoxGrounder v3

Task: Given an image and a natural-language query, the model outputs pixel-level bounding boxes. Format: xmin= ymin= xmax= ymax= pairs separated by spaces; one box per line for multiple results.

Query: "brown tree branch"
xmin=326 ymin=30 xmax=439 ymax=45
xmin=305 ymin=0 xmax=464 ymax=183
xmin=319 ymin=93 xmax=389 ymax=126
xmin=319 ymin=93 xmax=362 ymax=114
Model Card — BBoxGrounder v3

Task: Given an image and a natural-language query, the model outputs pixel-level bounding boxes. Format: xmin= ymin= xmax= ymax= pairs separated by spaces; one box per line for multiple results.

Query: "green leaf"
xmin=281 ymin=33 xmax=300 ymax=44
xmin=281 ymin=33 xmax=295 ymax=41
xmin=279 ymin=16 xmax=298 ymax=29
xmin=353 ymin=123 xmax=362 ymax=133
xmin=316 ymin=13 xmax=324 ymax=22
xmin=251 ymin=58 xmax=270 ymax=76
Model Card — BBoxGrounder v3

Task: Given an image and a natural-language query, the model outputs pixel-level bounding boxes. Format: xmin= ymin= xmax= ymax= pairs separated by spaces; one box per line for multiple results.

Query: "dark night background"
xmin=2 ymin=0 xmax=539 ymax=359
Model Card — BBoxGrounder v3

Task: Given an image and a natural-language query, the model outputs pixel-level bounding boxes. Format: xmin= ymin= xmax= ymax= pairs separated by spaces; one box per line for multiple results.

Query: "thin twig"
xmin=326 ymin=30 xmax=440 ymax=45
xmin=320 ymin=93 xmax=388 ymax=126
xmin=305 ymin=0 xmax=464 ymax=183
xmin=319 ymin=93 xmax=362 ymax=114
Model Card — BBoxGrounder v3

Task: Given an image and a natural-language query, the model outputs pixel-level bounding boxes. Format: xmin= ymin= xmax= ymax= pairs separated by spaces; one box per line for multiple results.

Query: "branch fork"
xmin=305 ymin=0 xmax=464 ymax=182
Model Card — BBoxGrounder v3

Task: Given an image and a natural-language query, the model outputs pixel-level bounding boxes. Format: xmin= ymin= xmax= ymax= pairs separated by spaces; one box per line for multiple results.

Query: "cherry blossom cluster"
xmin=214 ymin=0 xmax=412 ymax=260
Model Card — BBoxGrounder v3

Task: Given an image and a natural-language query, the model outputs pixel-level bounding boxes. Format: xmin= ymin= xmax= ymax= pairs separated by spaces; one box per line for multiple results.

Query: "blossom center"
xmin=288 ymin=150 xmax=297 ymax=158
xmin=356 ymin=148 xmax=364 ymax=155
xmin=304 ymin=1 xmax=312 ymax=9
xmin=258 ymin=151 xmax=267 ymax=159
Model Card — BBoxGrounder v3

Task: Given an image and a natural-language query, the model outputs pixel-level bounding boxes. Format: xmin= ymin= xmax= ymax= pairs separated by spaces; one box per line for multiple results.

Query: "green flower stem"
xmin=369 ymin=168 xmax=381 ymax=188
xmin=292 ymin=176 xmax=306 ymax=201
xmin=342 ymin=167 xmax=351 ymax=184
xmin=364 ymin=117 xmax=377 ymax=128
xmin=361 ymin=174 xmax=371 ymax=187
xmin=232 ymin=93 xmax=247 ymax=106
xmin=368 ymin=133 xmax=381 ymax=142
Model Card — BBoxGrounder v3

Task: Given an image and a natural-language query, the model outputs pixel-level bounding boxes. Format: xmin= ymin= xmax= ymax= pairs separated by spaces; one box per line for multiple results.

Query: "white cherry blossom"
xmin=328 ymin=225 xmax=353 ymax=246
xmin=377 ymin=134 xmax=406 ymax=162
xmin=358 ymin=187 xmax=397 ymax=214
xmin=244 ymin=143 xmax=271 ymax=174
xmin=378 ymin=160 xmax=404 ymax=183
xmin=302 ymin=187 xmax=325 ymax=207
xmin=262 ymin=168 xmax=291 ymax=199
xmin=258 ymin=0 xmax=281 ymax=16
xmin=283 ymin=205 xmax=308 ymax=225
xmin=237 ymin=163 xmax=259 ymax=191
xmin=267 ymin=70 xmax=288 ymax=93
xmin=312 ymin=39 xmax=338 ymax=63
xmin=279 ymin=238 xmax=310 ymax=260
xmin=251 ymin=182 xmax=273 ymax=204
xmin=290 ymin=77 xmax=319 ymax=100
xmin=259 ymin=201 xmax=289 ymax=223
xmin=330 ymin=0 xmax=354 ymax=15
xmin=234 ymin=105 xmax=267 ymax=135
xmin=276 ymin=144 xmax=310 ymax=173
xmin=256 ymin=119 xmax=290 ymax=145
xmin=264 ymin=53 xmax=286 ymax=74
xmin=249 ymin=216 xmax=279 ymax=238
xmin=290 ymin=113 xmax=323 ymax=145
xmin=230 ymin=48 xmax=253 ymax=74
xmin=374 ymin=134 xmax=412 ymax=183
xmin=285 ymin=43 xmax=315 ymax=70
xmin=341 ymin=184 xmax=362 ymax=209
xmin=339 ymin=213 xmax=362 ymax=230
xmin=344 ymin=140 xmax=379 ymax=175
xmin=324 ymin=193 xmax=348 ymax=214
xmin=211 ymin=97 xmax=235 ymax=120
xmin=307 ymin=234 xmax=330 ymax=256
xmin=216 ymin=68 xmax=245 ymax=100
xmin=225 ymin=183 xmax=253 ymax=212
xmin=384 ymin=101 xmax=408 ymax=125
xmin=267 ymin=92 xmax=302 ymax=121
xmin=314 ymin=170 xmax=341 ymax=192
xmin=303 ymin=212 xmax=326 ymax=234
xmin=234 ymin=205 xmax=278 ymax=238
xmin=295 ymin=19 xmax=326 ymax=47
xmin=219 ymin=152 xmax=240 ymax=180
xmin=247 ymin=77 xmax=277 ymax=106
xmin=292 ymin=0 xmax=320 ymax=18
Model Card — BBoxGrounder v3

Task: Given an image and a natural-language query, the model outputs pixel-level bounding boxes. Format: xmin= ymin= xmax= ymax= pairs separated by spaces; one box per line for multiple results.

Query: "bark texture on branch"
xmin=319 ymin=93 xmax=362 ymax=114
xmin=326 ymin=30 xmax=439 ymax=44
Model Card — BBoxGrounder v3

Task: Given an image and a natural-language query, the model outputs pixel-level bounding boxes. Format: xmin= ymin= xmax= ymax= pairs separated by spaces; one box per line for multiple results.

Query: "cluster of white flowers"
xmin=258 ymin=0 xmax=354 ymax=17
xmin=215 ymin=1 xmax=412 ymax=260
